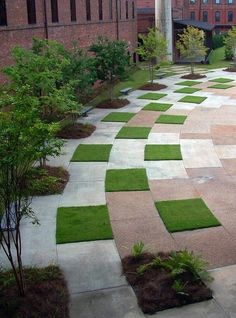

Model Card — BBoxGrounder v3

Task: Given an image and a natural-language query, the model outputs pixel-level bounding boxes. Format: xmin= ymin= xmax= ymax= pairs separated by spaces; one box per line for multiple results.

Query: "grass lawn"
xmin=174 ymin=87 xmax=201 ymax=94
xmin=175 ymin=80 xmax=202 ymax=86
xmin=156 ymin=114 xmax=187 ymax=124
xmin=179 ymin=96 xmax=207 ymax=104
xmin=145 ymin=145 xmax=182 ymax=160
xmin=155 ymin=198 xmax=221 ymax=232
xmin=105 ymin=168 xmax=149 ymax=192
xmin=116 ymin=126 xmax=151 ymax=139
xmin=102 ymin=112 xmax=135 ymax=122
xmin=202 ymin=47 xmax=231 ymax=70
xmin=56 ymin=205 xmax=113 ymax=244
xmin=138 ymin=93 xmax=167 ymax=100
xmin=210 ymin=77 xmax=234 ymax=83
xmin=71 ymin=144 xmax=112 ymax=162
xmin=142 ymin=102 xmax=173 ymax=111
xmin=208 ymin=83 xmax=234 ymax=89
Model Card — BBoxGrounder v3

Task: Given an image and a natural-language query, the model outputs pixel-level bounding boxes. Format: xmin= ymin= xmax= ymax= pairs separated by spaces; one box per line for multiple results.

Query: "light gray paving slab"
xmin=215 ymin=145 xmax=236 ymax=159
xmin=48 ymin=140 xmax=80 ymax=167
xmin=68 ymin=162 xmax=107 ymax=182
xmin=147 ymin=133 xmax=180 ymax=144
xmin=145 ymin=161 xmax=188 ymax=180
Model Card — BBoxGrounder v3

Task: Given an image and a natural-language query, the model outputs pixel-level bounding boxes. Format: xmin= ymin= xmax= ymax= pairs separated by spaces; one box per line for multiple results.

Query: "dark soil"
xmin=57 ymin=123 xmax=96 ymax=139
xmin=96 ymin=99 xmax=130 ymax=109
xmin=122 ymin=252 xmax=212 ymax=314
xmin=0 ymin=266 xmax=69 ymax=318
xmin=224 ymin=67 xmax=236 ymax=72
xmin=181 ymin=74 xmax=206 ymax=79
xmin=138 ymin=83 xmax=167 ymax=91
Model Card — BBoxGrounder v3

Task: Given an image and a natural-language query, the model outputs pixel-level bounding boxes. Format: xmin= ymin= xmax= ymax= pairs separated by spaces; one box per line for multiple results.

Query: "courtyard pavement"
xmin=2 ymin=68 xmax=236 ymax=317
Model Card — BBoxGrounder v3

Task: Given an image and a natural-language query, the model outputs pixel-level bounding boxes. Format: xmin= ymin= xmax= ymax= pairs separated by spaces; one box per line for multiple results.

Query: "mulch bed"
xmin=96 ymin=99 xmax=130 ymax=109
xmin=122 ymin=252 xmax=212 ymax=314
xmin=224 ymin=67 xmax=236 ymax=72
xmin=181 ymin=74 xmax=206 ymax=80
xmin=57 ymin=123 xmax=96 ymax=139
xmin=0 ymin=266 xmax=69 ymax=318
xmin=138 ymin=83 xmax=167 ymax=91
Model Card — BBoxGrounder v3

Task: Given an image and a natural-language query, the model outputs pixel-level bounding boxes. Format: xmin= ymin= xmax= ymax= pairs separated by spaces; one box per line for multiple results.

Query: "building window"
xmin=126 ymin=1 xmax=128 ymax=19
xmin=203 ymin=11 xmax=208 ymax=22
xmin=189 ymin=0 xmax=196 ymax=4
xmin=215 ymin=0 xmax=221 ymax=4
xmin=132 ymin=1 xmax=135 ymax=19
xmin=190 ymin=11 xmax=195 ymax=20
xmin=228 ymin=0 xmax=233 ymax=3
xmin=215 ymin=11 xmax=220 ymax=22
xmin=228 ymin=11 xmax=233 ymax=22
xmin=70 ymin=0 xmax=76 ymax=21
xmin=51 ymin=0 xmax=58 ymax=23
xmin=98 ymin=0 xmax=103 ymax=20
xmin=0 ymin=0 xmax=7 ymax=26
xmin=27 ymin=0 xmax=36 ymax=24
xmin=109 ymin=0 xmax=113 ymax=19
xmin=202 ymin=0 xmax=208 ymax=3
xmin=86 ymin=0 xmax=91 ymax=21
xmin=120 ymin=0 xmax=122 ymax=19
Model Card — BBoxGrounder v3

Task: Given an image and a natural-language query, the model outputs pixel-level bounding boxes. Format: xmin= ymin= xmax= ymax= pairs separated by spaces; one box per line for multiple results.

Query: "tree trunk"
xmin=190 ymin=62 xmax=194 ymax=75
xmin=109 ymin=80 xmax=114 ymax=102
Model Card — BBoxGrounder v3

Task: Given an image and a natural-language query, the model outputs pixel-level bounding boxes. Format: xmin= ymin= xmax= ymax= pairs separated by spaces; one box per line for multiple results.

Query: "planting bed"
xmin=57 ymin=123 xmax=96 ymax=139
xmin=96 ymin=99 xmax=130 ymax=109
xmin=138 ymin=83 xmax=167 ymax=91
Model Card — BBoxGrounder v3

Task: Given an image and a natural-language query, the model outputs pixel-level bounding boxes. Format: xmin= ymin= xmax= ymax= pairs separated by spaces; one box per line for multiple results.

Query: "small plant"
xmin=131 ymin=241 xmax=145 ymax=258
xmin=137 ymin=263 xmax=152 ymax=276
xmin=172 ymin=280 xmax=189 ymax=296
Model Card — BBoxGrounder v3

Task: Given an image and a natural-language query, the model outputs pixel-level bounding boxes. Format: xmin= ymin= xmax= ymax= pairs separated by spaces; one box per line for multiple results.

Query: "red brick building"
xmin=0 ymin=0 xmax=137 ymax=75
xmin=137 ymin=0 xmax=154 ymax=34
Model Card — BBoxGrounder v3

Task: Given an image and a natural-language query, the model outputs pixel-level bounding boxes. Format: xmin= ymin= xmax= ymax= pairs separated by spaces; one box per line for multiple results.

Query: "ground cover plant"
xmin=179 ymin=96 xmax=207 ymax=104
xmin=122 ymin=248 xmax=213 ymax=314
xmin=210 ymin=78 xmax=234 ymax=83
xmin=0 ymin=265 xmax=69 ymax=318
xmin=116 ymin=127 xmax=151 ymax=139
xmin=105 ymin=168 xmax=149 ymax=192
xmin=156 ymin=114 xmax=187 ymax=124
xmin=208 ymin=83 xmax=234 ymax=89
xmin=138 ymin=93 xmax=167 ymax=100
xmin=102 ymin=112 xmax=135 ymax=122
xmin=142 ymin=103 xmax=172 ymax=111
xmin=71 ymin=144 xmax=112 ymax=162
xmin=145 ymin=145 xmax=182 ymax=160
xmin=174 ymin=87 xmax=201 ymax=94
xmin=175 ymin=81 xmax=202 ymax=86
xmin=56 ymin=205 xmax=113 ymax=244
xmin=57 ymin=122 xmax=96 ymax=139
xmin=155 ymin=198 xmax=221 ymax=232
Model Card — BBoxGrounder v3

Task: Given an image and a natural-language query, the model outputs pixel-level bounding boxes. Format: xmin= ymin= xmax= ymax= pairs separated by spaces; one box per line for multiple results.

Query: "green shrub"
xmin=212 ymin=33 xmax=226 ymax=49
xmin=225 ymin=44 xmax=233 ymax=60
xmin=131 ymin=241 xmax=145 ymax=258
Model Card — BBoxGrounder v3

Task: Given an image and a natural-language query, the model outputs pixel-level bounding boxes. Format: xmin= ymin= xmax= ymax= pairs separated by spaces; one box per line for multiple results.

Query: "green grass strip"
xmin=175 ymin=80 xmax=202 ymax=86
xmin=71 ymin=144 xmax=112 ymax=162
xmin=101 ymin=112 xmax=135 ymax=122
xmin=138 ymin=93 xmax=167 ymax=100
xmin=105 ymin=168 xmax=149 ymax=192
xmin=179 ymin=95 xmax=207 ymax=104
xmin=155 ymin=198 xmax=221 ymax=233
xmin=210 ymin=77 xmax=234 ymax=83
xmin=208 ymin=83 xmax=234 ymax=89
xmin=156 ymin=114 xmax=187 ymax=124
xmin=116 ymin=126 xmax=151 ymax=139
xmin=142 ymin=102 xmax=173 ymax=111
xmin=145 ymin=145 xmax=182 ymax=160
xmin=174 ymin=87 xmax=201 ymax=94
xmin=56 ymin=205 xmax=113 ymax=244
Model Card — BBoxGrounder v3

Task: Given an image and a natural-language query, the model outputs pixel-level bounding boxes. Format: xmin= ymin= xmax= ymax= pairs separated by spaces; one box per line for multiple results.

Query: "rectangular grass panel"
xmin=174 ymin=87 xmax=201 ymax=94
xmin=156 ymin=114 xmax=187 ymax=125
xmin=71 ymin=144 xmax=112 ymax=162
xmin=145 ymin=145 xmax=182 ymax=160
xmin=138 ymin=93 xmax=167 ymax=100
xmin=106 ymin=168 xmax=149 ymax=192
xmin=208 ymin=83 xmax=234 ymax=89
xmin=155 ymin=198 xmax=221 ymax=233
xmin=142 ymin=102 xmax=173 ymax=112
xmin=116 ymin=126 xmax=151 ymax=139
xmin=56 ymin=205 xmax=113 ymax=244
xmin=101 ymin=112 xmax=135 ymax=122
xmin=179 ymin=96 xmax=207 ymax=104
xmin=211 ymin=78 xmax=234 ymax=83
xmin=175 ymin=80 xmax=202 ymax=87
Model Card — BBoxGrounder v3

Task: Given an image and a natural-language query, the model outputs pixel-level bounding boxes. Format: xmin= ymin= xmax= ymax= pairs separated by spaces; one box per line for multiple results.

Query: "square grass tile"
xmin=155 ymin=198 xmax=221 ymax=233
xmin=138 ymin=93 xmax=167 ymax=100
xmin=145 ymin=145 xmax=182 ymax=161
xmin=179 ymin=95 xmax=207 ymax=104
xmin=116 ymin=126 xmax=151 ymax=139
xmin=71 ymin=144 xmax=112 ymax=162
xmin=56 ymin=205 xmax=113 ymax=244
xmin=211 ymin=78 xmax=234 ymax=83
xmin=101 ymin=112 xmax=135 ymax=122
xmin=174 ymin=87 xmax=201 ymax=94
xmin=105 ymin=168 xmax=149 ymax=192
xmin=175 ymin=80 xmax=202 ymax=87
xmin=156 ymin=114 xmax=187 ymax=125
xmin=208 ymin=83 xmax=234 ymax=89
xmin=142 ymin=102 xmax=173 ymax=112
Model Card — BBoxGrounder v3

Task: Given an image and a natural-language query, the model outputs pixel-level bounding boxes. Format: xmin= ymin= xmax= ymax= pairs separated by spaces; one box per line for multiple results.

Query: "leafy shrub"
xmin=212 ymin=33 xmax=226 ymax=49
xmin=131 ymin=241 xmax=145 ymax=258
xmin=172 ymin=280 xmax=189 ymax=296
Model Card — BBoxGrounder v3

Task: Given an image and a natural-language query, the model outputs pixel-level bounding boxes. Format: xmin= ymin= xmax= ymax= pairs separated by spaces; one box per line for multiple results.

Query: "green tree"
xmin=90 ymin=37 xmax=130 ymax=101
xmin=176 ymin=26 xmax=207 ymax=75
xmin=224 ymin=27 xmax=236 ymax=62
xmin=136 ymin=28 xmax=167 ymax=83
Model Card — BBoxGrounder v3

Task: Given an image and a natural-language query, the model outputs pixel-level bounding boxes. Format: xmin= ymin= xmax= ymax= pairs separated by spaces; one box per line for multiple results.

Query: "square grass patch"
xmin=211 ymin=78 xmax=234 ymax=83
xmin=101 ymin=112 xmax=135 ymax=122
xmin=155 ymin=198 xmax=221 ymax=233
xmin=145 ymin=145 xmax=182 ymax=161
xmin=71 ymin=144 xmax=112 ymax=162
xmin=179 ymin=95 xmax=207 ymax=104
xmin=105 ymin=168 xmax=149 ymax=192
xmin=174 ymin=87 xmax=201 ymax=94
xmin=175 ymin=80 xmax=202 ymax=87
xmin=116 ymin=126 xmax=151 ymax=139
xmin=56 ymin=205 xmax=113 ymax=244
xmin=208 ymin=83 xmax=234 ymax=89
xmin=156 ymin=114 xmax=187 ymax=125
xmin=138 ymin=93 xmax=167 ymax=100
xmin=142 ymin=102 xmax=173 ymax=112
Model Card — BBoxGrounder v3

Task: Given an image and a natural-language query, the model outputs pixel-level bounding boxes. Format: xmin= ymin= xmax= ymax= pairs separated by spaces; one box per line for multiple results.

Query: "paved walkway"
xmin=2 ymin=68 xmax=236 ymax=317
